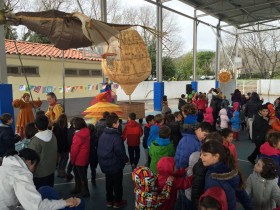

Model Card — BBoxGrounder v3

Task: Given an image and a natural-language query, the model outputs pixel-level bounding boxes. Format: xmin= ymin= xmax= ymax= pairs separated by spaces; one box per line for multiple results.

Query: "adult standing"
xmin=12 ymin=93 xmax=42 ymax=138
xmin=245 ymin=92 xmax=263 ymax=140
xmin=231 ymin=89 xmax=242 ymax=105
xmin=45 ymin=92 xmax=64 ymax=127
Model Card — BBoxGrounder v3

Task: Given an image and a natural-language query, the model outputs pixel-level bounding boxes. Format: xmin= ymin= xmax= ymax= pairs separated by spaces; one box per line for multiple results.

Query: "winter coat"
xmin=53 ymin=125 xmax=68 ymax=153
xmin=184 ymin=114 xmax=197 ymax=125
xmin=199 ymin=187 xmax=228 ymax=210
xmin=149 ymin=137 xmax=175 ymax=174
xmin=97 ymin=127 xmax=128 ymax=174
xmin=175 ymin=132 xmax=201 ymax=169
xmin=28 ymin=130 xmax=57 ymax=178
xmin=70 ymin=127 xmax=90 ymax=166
xmin=252 ymin=113 xmax=270 ymax=145
xmin=219 ymin=108 xmax=230 ymax=128
xmin=89 ymin=130 xmax=98 ymax=168
xmin=157 ymin=157 xmax=192 ymax=210
xmin=166 ymin=121 xmax=182 ymax=149
xmin=223 ymin=141 xmax=238 ymax=165
xmin=231 ymin=111 xmax=240 ymax=131
xmin=67 ymin=126 xmax=75 ymax=150
xmin=162 ymin=105 xmax=171 ymax=117
xmin=132 ymin=166 xmax=173 ymax=210
xmin=197 ymin=98 xmax=207 ymax=111
xmin=204 ymin=107 xmax=214 ymax=125
xmin=0 ymin=155 xmax=66 ymax=210
xmin=246 ymin=171 xmax=280 ymax=210
xmin=0 ymin=124 xmax=21 ymax=157
xmin=231 ymin=92 xmax=242 ymax=104
xmin=94 ymin=118 xmax=107 ymax=140
xmin=191 ymin=158 xmax=207 ymax=210
xmin=245 ymin=93 xmax=262 ymax=118
xmin=142 ymin=124 xmax=151 ymax=149
xmin=122 ymin=120 xmax=143 ymax=147
xmin=205 ymin=162 xmax=240 ymax=210
xmin=147 ymin=124 xmax=161 ymax=148
xmin=178 ymin=98 xmax=187 ymax=110
xmin=267 ymin=104 xmax=280 ymax=132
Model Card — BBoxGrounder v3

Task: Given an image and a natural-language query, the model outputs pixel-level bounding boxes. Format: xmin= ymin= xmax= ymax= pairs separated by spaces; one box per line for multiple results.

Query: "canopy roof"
xmin=179 ymin=0 xmax=280 ymax=29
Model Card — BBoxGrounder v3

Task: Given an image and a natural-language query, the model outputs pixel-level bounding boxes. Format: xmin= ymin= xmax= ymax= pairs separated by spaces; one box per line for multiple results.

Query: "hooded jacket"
xmin=267 ymin=104 xmax=280 ymax=132
xmin=252 ymin=113 xmax=270 ymax=145
xmin=147 ymin=124 xmax=161 ymax=148
xmin=246 ymin=171 xmax=280 ymax=210
xmin=0 ymin=155 xmax=66 ymax=210
xmin=70 ymin=127 xmax=90 ymax=166
xmin=175 ymin=132 xmax=201 ymax=169
xmin=149 ymin=137 xmax=175 ymax=174
xmin=199 ymin=186 xmax=228 ymax=210
xmin=166 ymin=121 xmax=182 ymax=149
xmin=132 ymin=166 xmax=173 ymax=210
xmin=178 ymin=98 xmax=187 ymax=110
xmin=0 ymin=124 xmax=21 ymax=157
xmin=204 ymin=107 xmax=214 ymax=125
xmin=223 ymin=141 xmax=238 ymax=165
xmin=94 ymin=118 xmax=107 ymax=140
xmin=98 ymin=127 xmax=128 ymax=174
xmin=197 ymin=98 xmax=207 ymax=111
xmin=230 ymin=111 xmax=240 ymax=131
xmin=156 ymin=157 xmax=192 ymax=210
xmin=219 ymin=108 xmax=230 ymax=128
xmin=28 ymin=130 xmax=57 ymax=178
xmin=205 ymin=162 xmax=240 ymax=210
xmin=122 ymin=120 xmax=143 ymax=147
xmin=245 ymin=92 xmax=262 ymax=118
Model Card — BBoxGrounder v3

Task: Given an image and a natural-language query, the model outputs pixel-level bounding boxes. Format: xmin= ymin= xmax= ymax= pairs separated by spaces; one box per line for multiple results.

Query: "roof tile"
xmin=5 ymin=39 xmax=101 ymax=61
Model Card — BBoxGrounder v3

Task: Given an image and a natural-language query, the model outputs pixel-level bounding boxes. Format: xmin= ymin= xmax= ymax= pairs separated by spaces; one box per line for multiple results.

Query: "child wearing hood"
xmin=199 ymin=187 xmax=228 ymax=210
xmin=156 ymin=157 xmax=193 ymax=210
xmin=149 ymin=126 xmax=175 ymax=174
xmin=132 ymin=166 xmax=174 ymax=210
xmin=219 ymin=107 xmax=230 ymax=129
xmin=204 ymin=107 xmax=214 ymax=126
xmin=246 ymin=157 xmax=280 ymax=210
xmin=230 ymin=102 xmax=240 ymax=141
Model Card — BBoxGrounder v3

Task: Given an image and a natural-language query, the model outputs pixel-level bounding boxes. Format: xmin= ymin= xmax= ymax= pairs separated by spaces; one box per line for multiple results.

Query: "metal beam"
xmin=215 ymin=21 xmax=220 ymax=82
xmin=100 ymin=0 xmax=107 ymax=83
xmin=196 ymin=1 xmax=280 ymax=18
xmin=144 ymin=0 xmax=236 ymax=36
xmin=0 ymin=0 xmax=7 ymax=84
xmin=192 ymin=10 xmax=197 ymax=82
xmin=156 ymin=0 xmax=163 ymax=82
xmin=195 ymin=0 xmax=221 ymax=10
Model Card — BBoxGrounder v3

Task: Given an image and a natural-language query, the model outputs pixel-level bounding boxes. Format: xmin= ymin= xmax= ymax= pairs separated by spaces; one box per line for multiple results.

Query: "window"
xmin=65 ymin=68 xmax=102 ymax=77
xmin=7 ymin=66 xmax=39 ymax=76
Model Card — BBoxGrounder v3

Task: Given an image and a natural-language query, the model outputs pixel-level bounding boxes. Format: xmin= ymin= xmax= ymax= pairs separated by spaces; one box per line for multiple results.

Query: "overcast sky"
xmin=121 ymin=0 xmax=224 ymax=52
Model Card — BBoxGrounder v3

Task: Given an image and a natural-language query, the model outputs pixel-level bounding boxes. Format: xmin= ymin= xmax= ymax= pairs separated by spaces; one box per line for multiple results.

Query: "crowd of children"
xmin=2 ymin=88 xmax=280 ymax=210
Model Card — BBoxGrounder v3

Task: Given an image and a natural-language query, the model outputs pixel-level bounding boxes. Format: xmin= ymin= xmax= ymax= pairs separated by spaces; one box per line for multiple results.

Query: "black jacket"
xmin=166 ymin=121 xmax=182 ymax=149
xmin=191 ymin=159 xmax=207 ymax=210
xmin=178 ymin=98 xmax=186 ymax=110
xmin=245 ymin=93 xmax=262 ymax=118
xmin=97 ymin=127 xmax=128 ymax=174
xmin=252 ymin=113 xmax=270 ymax=145
xmin=53 ymin=125 xmax=68 ymax=153
xmin=0 ymin=124 xmax=21 ymax=157
xmin=94 ymin=118 xmax=107 ymax=140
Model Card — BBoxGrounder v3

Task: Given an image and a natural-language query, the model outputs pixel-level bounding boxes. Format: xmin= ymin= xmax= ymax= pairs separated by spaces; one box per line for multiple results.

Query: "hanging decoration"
xmin=218 ymin=69 xmax=232 ymax=84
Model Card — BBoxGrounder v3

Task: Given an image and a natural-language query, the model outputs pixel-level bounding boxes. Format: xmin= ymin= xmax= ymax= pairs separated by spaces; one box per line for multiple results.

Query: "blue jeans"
xmin=38 ymin=186 xmax=85 ymax=210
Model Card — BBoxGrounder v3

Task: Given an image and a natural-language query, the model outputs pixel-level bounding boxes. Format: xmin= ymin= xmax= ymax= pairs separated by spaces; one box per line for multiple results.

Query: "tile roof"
xmin=5 ymin=39 xmax=101 ymax=61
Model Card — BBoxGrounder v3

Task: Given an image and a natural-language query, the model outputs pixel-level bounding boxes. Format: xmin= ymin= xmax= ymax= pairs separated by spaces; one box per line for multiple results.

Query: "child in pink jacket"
xmin=204 ymin=107 xmax=214 ymax=126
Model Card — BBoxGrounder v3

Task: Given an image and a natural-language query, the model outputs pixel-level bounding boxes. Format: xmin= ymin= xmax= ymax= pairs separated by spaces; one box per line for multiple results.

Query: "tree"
xmin=162 ymin=56 xmax=176 ymax=80
xmin=197 ymin=51 xmax=215 ymax=75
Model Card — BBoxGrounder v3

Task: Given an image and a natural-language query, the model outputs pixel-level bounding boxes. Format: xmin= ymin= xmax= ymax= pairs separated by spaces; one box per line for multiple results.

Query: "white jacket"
xmin=0 ymin=155 xmax=66 ymax=210
xmin=219 ymin=108 xmax=229 ymax=128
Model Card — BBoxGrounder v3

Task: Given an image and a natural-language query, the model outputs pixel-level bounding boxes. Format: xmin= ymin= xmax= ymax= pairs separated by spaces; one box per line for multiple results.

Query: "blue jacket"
xmin=205 ymin=162 xmax=240 ymax=210
xmin=147 ymin=124 xmax=160 ymax=148
xmin=97 ymin=127 xmax=129 ymax=174
xmin=0 ymin=124 xmax=21 ymax=157
xmin=184 ymin=114 xmax=197 ymax=125
xmin=231 ymin=111 xmax=240 ymax=130
xmin=175 ymin=132 xmax=201 ymax=168
xmin=154 ymin=137 xmax=171 ymax=146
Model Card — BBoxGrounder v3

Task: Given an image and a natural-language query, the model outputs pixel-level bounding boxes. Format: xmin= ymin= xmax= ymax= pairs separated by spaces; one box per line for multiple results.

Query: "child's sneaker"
xmin=113 ymin=200 xmax=127 ymax=208
xmin=107 ymin=201 xmax=114 ymax=208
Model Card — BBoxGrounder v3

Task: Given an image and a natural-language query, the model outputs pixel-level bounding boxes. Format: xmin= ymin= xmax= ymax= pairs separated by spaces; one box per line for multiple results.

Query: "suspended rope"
xmin=8 ymin=27 xmax=38 ymax=114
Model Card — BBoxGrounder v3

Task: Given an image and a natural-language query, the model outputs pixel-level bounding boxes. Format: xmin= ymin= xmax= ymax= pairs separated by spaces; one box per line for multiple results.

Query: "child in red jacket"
xmin=156 ymin=157 xmax=193 ymax=210
xmin=220 ymin=128 xmax=238 ymax=166
xmin=70 ymin=117 xmax=90 ymax=197
xmin=122 ymin=113 xmax=143 ymax=170
xmin=199 ymin=187 xmax=228 ymax=210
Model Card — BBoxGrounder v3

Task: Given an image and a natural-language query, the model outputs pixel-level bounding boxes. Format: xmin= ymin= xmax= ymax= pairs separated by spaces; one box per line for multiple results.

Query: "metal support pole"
xmin=156 ymin=0 xmax=163 ymax=82
xmin=0 ymin=0 xmax=7 ymax=84
xmin=215 ymin=21 xmax=221 ymax=82
xmin=234 ymin=32 xmax=239 ymax=80
xmin=192 ymin=10 xmax=198 ymax=82
xmin=62 ymin=50 xmax=65 ymax=111
xmin=100 ymin=0 xmax=107 ymax=83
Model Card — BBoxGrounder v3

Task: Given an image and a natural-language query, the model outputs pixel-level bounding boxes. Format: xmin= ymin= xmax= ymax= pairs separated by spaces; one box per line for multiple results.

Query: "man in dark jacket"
xmin=97 ymin=114 xmax=129 ymax=209
xmin=94 ymin=111 xmax=109 ymax=140
xmin=245 ymin=92 xmax=263 ymax=140
xmin=178 ymin=94 xmax=187 ymax=111
xmin=248 ymin=105 xmax=270 ymax=164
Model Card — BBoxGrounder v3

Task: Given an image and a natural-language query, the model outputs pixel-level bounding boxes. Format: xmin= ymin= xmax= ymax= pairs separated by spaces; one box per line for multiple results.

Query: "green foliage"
xmin=22 ymin=30 xmax=51 ymax=44
xmin=4 ymin=26 xmax=18 ymax=40
xmin=162 ymin=56 xmax=176 ymax=80
xmin=197 ymin=51 xmax=215 ymax=75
